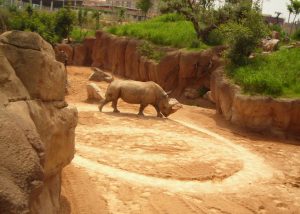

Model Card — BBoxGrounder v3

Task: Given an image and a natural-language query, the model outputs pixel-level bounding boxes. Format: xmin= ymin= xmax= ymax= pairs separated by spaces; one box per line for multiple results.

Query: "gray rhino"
xmin=98 ymin=79 xmax=182 ymax=117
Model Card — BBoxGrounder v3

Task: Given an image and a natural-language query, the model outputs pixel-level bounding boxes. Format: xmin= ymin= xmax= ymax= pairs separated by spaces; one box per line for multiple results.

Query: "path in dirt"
xmin=60 ymin=66 xmax=300 ymax=214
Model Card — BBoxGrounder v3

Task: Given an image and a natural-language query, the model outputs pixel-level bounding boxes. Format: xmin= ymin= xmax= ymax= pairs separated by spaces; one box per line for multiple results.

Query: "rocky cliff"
xmin=0 ymin=31 xmax=78 ymax=213
xmin=210 ymin=67 xmax=300 ymax=138
xmin=55 ymin=31 xmax=223 ymax=97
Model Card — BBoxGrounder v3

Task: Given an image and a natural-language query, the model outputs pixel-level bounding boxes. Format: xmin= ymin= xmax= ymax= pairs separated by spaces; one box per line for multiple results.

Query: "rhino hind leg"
xmin=98 ymin=99 xmax=110 ymax=112
xmin=112 ymin=99 xmax=120 ymax=113
xmin=138 ymin=104 xmax=147 ymax=116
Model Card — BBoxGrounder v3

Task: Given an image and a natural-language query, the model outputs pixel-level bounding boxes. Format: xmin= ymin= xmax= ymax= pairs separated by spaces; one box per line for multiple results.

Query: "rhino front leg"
xmin=138 ymin=104 xmax=147 ymax=116
xmin=112 ymin=99 xmax=120 ymax=113
xmin=154 ymin=105 xmax=163 ymax=118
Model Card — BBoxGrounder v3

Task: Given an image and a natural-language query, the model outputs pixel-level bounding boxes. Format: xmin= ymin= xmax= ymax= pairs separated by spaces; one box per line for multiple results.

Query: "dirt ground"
xmin=60 ymin=66 xmax=300 ymax=214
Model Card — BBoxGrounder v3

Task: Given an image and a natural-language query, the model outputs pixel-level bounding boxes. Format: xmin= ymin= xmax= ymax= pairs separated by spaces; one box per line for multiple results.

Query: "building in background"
xmin=16 ymin=0 xmax=83 ymax=10
xmin=83 ymin=0 xmax=160 ymax=19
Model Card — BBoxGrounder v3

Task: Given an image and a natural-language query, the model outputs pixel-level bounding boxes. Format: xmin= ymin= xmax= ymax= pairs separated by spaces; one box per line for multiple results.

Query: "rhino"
xmin=98 ymin=79 xmax=182 ymax=117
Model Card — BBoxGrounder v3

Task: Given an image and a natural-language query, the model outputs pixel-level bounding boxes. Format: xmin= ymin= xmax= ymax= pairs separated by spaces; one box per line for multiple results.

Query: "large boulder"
xmin=0 ymin=31 xmax=66 ymax=101
xmin=184 ymin=88 xmax=200 ymax=99
xmin=86 ymin=83 xmax=104 ymax=101
xmin=0 ymin=31 xmax=78 ymax=213
xmin=89 ymin=67 xmax=113 ymax=83
xmin=262 ymin=39 xmax=280 ymax=52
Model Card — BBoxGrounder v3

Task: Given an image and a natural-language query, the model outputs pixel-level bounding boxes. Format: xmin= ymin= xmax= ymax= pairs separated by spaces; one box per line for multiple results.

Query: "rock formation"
xmin=89 ymin=67 xmax=113 ymax=83
xmin=86 ymin=83 xmax=104 ymax=101
xmin=210 ymin=67 xmax=300 ymax=138
xmin=0 ymin=31 xmax=78 ymax=213
xmin=57 ymin=31 xmax=223 ymax=98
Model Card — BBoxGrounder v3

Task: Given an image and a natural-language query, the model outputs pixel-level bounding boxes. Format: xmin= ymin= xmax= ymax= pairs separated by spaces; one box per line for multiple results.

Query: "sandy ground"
xmin=60 ymin=66 xmax=300 ymax=214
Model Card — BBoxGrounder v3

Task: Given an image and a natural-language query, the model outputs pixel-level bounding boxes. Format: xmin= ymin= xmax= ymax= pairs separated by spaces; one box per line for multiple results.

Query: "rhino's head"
xmin=160 ymin=98 xmax=182 ymax=117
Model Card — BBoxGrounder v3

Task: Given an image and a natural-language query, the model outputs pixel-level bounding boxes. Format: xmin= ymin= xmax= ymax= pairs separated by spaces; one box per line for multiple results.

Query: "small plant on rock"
xmin=138 ymin=41 xmax=165 ymax=61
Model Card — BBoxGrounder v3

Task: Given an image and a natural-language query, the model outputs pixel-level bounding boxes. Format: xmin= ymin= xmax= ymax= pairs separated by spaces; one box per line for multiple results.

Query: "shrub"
xmin=207 ymin=29 xmax=223 ymax=46
xmin=138 ymin=41 xmax=165 ymax=61
xmin=8 ymin=9 xmax=59 ymax=44
xmin=220 ymin=6 xmax=268 ymax=65
xmin=228 ymin=48 xmax=300 ymax=97
xmin=270 ymin=24 xmax=287 ymax=39
xmin=292 ymin=28 xmax=300 ymax=40
xmin=55 ymin=8 xmax=76 ymax=42
xmin=70 ymin=27 xmax=95 ymax=43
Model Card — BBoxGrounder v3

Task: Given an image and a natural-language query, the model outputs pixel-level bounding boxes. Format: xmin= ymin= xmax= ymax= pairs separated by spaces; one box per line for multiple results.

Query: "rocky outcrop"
xmin=0 ymin=31 xmax=78 ymax=213
xmin=54 ymin=44 xmax=73 ymax=65
xmin=89 ymin=67 xmax=113 ymax=83
xmin=210 ymin=67 xmax=300 ymax=138
xmin=55 ymin=31 xmax=223 ymax=98
xmin=89 ymin=31 xmax=223 ymax=97
xmin=86 ymin=83 xmax=103 ymax=101
xmin=262 ymin=39 xmax=280 ymax=52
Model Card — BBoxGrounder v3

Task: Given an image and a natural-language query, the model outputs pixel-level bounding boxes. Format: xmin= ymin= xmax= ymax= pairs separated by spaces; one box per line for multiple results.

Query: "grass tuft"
xmin=107 ymin=13 xmax=207 ymax=49
xmin=228 ymin=48 xmax=300 ymax=98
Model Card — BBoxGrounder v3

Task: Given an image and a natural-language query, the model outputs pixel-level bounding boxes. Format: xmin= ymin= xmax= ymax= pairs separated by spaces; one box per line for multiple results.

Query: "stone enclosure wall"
xmin=56 ymin=31 xmax=223 ymax=96
xmin=56 ymin=31 xmax=300 ymax=138
xmin=0 ymin=31 xmax=78 ymax=213
xmin=210 ymin=67 xmax=300 ymax=138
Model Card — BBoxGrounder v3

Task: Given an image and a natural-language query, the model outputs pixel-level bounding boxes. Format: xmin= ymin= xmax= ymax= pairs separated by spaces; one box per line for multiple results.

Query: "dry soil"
xmin=60 ymin=66 xmax=300 ymax=214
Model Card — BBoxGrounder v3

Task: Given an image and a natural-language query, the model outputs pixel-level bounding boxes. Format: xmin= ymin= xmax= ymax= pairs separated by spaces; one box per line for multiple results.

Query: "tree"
xmin=55 ymin=8 xmax=75 ymax=42
xmin=92 ymin=10 xmax=101 ymax=30
xmin=219 ymin=5 xmax=268 ymax=65
xmin=136 ymin=0 xmax=153 ymax=19
xmin=162 ymin=0 xmax=226 ymax=41
xmin=275 ymin=11 xmax=281 ymax=24
xmin=290 ymin=0 xmax=300 ymax=34
xmin=25 ymin=5 xmax=33 ymax=17
xmin=287 ymin=3 xmax=293 ymax=23
xmin=78 ymin=7 xmax=88 ymax=37
xmin=117 ymin=8 xmax=126 ymax=23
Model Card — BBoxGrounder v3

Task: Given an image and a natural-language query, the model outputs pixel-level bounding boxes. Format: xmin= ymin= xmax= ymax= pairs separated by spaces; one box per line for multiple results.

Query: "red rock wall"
xmin=90 ymin=31 xmax=222 ymax=96
xmin=210 ymin=67 xmax=300 ymax=138
xmin=55 ymin=31 xmax=222 ymax=96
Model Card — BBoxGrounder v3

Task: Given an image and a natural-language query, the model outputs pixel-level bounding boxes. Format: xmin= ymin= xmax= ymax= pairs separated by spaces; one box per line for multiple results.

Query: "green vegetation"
xmin=219 ymin=4 xmax=268 ymax=65
xmin=108 ymin=13 xmax=206 ymax=49
xmin=287 ymin=0 xmax=300 ymax=34
xmin=55 ymin=8 xmax=76 ymax=42
xmin=70 ymin=27 xmax=96 ymax=42
xmin=228 ymin=48 xmax=300 ymax=97
xmin=292 ymin=28 xmax=300 ymax=40
xmin=136 ymin=0 xmax=153 ymax=18
xmin=0 ymin=6 xmax=102 ymax=44
xmin=138 ymin=41 xmax=166 ymax=61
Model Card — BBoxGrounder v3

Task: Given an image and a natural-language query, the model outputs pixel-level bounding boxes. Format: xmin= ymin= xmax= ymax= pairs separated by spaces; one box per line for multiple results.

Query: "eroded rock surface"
xmin=0 ymin=31 xmax=78 ymax=213
xmin=211 ymin=67 xmax=300 ymax=138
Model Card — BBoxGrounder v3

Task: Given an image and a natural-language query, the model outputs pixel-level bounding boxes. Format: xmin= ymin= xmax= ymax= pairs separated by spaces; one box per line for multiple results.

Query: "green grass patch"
xmin=138 ymin=41 xmax=166 ymax=62
xmin=70 ymin=26 xmax=95 ymax=43
xmin=228 ymin=48 xmax=300 ymax=98
xmin=107 ymin=13 xmax=207 ymax=49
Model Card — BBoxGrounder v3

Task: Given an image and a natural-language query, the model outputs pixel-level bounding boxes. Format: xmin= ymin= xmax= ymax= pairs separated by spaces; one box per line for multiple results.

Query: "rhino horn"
xmin=166 ymin=90 xmax=172 ymax=95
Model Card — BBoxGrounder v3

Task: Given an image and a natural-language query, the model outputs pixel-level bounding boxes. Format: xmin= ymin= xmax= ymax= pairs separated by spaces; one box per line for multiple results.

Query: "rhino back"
xmin=117 ymin=80 xmax=161 ymax=105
